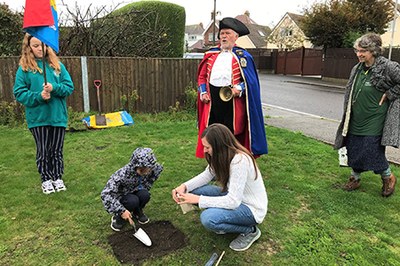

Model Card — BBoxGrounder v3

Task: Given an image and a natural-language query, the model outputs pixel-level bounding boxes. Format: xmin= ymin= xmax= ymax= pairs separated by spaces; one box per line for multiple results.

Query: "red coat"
xmin=196 ymin=49 xmax=248 ymax=158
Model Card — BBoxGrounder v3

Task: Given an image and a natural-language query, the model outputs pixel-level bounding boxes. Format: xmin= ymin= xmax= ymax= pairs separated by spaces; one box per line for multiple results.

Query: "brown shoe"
xmin=343 ymin=176 xmax=361 ymax=191
xmin=382 ymin=174 xmax=397 ymax=197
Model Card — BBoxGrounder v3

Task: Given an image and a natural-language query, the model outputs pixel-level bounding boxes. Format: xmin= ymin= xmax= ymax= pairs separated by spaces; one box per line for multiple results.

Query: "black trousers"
xmin=208 ymin=84 xmax=234 ymax=133
xmin=120 ymin=189 xmax=151 ymax=214
xmin=30 ymin=126 xmax=66 ymax=182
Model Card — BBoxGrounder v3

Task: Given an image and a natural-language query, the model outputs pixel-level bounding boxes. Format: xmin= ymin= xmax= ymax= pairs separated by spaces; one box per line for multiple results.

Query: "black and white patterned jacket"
xmin=101 ymin=147 xmax=163 ymax=215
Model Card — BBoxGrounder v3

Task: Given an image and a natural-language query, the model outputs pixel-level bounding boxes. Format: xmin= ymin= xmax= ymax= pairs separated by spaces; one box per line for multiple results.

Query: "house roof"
xmin=235 ymin=11 xmax=271 ymax=48
xmin=244 ymin=23 xmax=271 ymax=47
xmin=286 ymin=12 xmax=304 ymax=26
xmin=185 ymin=23 xmax=204 ymax=35
xmin=235 ymin=10 xmax=257 ymax=24
xmin=200 ymin=11 xmax=271 ymax=48
xmin=190 ymin=40 xmax=204 ymax=50
xmin=271 ymin=12 xmax=304 ymax=33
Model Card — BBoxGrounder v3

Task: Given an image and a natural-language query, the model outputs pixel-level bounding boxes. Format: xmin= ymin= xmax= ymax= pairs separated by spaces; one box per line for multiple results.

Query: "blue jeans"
xmin=191 ymin=185 xmax=257 ymax=234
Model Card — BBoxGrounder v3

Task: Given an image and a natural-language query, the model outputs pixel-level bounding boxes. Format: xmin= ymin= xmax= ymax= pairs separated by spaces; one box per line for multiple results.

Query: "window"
xmin=208 ymin=33 xmax=217 ymax=42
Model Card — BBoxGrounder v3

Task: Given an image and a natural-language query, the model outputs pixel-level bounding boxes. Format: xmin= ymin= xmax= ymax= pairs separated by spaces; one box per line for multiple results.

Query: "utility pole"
xmin=389 ymin=0 xmax=398 ymax=60
xmin=212 ymin=0 xmax=216 ymax=45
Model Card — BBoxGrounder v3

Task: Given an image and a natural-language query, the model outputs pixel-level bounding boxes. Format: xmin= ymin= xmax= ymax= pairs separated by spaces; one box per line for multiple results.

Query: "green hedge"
xmin=104 ymin=0 xmax=186 ymax=57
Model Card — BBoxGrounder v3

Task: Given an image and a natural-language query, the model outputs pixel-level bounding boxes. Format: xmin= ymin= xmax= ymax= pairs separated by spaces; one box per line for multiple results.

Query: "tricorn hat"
xmin=219 ymin=17 xmax=250 ymax=37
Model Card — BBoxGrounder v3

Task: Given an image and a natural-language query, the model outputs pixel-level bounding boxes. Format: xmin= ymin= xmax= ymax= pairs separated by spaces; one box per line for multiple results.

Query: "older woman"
xmin=334 ymin=33 xmax=400 ymax=197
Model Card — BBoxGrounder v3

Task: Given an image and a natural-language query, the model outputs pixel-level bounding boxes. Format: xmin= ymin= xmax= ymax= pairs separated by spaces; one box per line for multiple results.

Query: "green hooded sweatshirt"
xmin=13 ymin=61 xmax=74 ymax=129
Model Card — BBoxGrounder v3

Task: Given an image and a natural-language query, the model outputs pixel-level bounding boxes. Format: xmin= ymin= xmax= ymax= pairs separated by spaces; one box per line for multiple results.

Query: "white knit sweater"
xmin=184 ymin=153 xmax=268 ymax=223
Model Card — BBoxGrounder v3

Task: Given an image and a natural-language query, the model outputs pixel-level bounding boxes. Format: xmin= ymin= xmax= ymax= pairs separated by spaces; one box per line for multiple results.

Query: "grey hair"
xmin=354 ymin=33 xmax=384 ymax=57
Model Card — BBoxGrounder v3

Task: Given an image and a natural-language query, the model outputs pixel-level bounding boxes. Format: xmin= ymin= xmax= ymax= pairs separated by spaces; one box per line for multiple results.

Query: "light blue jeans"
xmin=191 ymin=185 xmax=257 ymax=235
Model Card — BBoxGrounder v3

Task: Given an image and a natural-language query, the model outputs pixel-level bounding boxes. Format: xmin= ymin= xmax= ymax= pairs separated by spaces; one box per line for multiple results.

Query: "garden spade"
xmin=94 ymin=80 xmax=107 ymax=126
xmin=128 ymin=217 xmax=152 ymax=247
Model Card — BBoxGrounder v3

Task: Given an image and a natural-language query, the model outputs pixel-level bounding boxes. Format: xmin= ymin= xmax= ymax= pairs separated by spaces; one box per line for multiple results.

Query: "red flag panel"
xmin=23 ymin=0 xmax=54 ymax=28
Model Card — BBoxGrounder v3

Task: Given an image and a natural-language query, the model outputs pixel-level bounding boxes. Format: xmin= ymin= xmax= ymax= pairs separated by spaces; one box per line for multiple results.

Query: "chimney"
xmin=245 ymin=10 xmax=250 ymax=17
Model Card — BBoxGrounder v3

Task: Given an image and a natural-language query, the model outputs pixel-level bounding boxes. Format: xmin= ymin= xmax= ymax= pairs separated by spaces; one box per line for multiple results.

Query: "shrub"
xmin=0 ymin=101 xmax=25 ymax=127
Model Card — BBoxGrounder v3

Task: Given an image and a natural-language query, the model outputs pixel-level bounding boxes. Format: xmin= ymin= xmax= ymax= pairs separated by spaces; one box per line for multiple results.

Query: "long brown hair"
xmin=201 ymin=123 xmax=259 ymax=192
xmin=19 ymin=33 xmax=60 ymax=73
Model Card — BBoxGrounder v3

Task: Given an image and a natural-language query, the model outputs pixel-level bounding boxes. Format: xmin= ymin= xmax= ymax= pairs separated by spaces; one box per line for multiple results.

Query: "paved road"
xmin=259 ymin=74 xmax=344 ymax=120
xmin=259 ymin=73 xmax=400 ymax=165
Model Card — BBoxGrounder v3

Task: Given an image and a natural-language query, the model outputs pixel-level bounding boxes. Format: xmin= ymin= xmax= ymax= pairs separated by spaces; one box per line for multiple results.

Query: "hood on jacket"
xmin=129 ymin=147 xmax=157 ymax=169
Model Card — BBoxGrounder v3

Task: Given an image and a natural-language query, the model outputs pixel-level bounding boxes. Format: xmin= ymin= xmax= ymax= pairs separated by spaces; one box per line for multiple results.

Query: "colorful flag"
xmin=23 ymin=0 xmax=59 ymax=53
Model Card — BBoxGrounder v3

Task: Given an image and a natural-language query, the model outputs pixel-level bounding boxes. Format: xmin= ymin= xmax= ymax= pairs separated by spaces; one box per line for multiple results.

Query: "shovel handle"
xmin=128 ymin=217 xmax=137 ymax=232
xmin=94 ymin=80 xmax=101 ymax=89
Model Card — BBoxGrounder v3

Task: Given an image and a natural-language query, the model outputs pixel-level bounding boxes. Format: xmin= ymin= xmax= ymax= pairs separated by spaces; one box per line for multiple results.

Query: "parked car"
xmin=183 ymin=52 xmax=204 ymax=59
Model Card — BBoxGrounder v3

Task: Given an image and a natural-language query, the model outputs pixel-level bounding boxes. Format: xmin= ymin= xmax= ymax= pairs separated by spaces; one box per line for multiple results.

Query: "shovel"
xmin=94 ymin=80 xmax=107 ymax=126
xmin=128 ymin=217 xmax=152 ymax=247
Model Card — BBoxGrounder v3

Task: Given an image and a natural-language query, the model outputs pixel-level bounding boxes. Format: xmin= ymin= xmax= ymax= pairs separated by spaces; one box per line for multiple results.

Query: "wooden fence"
xmin=275 ymin=47 xmax=323 ymax=76
xmin=0 ymin=57 xmax=201 ymax=113
xmin=323 ymin=47 xmax=400 ymax=80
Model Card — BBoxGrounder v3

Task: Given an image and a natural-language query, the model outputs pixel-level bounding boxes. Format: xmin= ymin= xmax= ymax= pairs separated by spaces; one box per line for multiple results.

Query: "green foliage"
xmin=118 ymin=1 xmax=186 ymax=57
xmin=0 ymin=4 xmax=23 ymax=56
xmin=120 ymin=90 xmax=139 ymax=113
xmin=347 ymin=0 xmax=394 ymax=34
xmin=0 ymin=101 xmax=25 ymax=127
xmin=183 ymin=83 xmax=197 ymax=112
xmin=343 ymin=31 xmax=363 ymax=48
xmin=90 ymin=1 xmax=185 ymax=57
xmin=302 ymin=1 xmax=351 ymax=48
xmin=66 ymin=106 xmax=90 ymax=131
xmin=302 ymin=0 xmax=394 ymax=48
xmin=168 ymin=83 xmax=197 ymax=114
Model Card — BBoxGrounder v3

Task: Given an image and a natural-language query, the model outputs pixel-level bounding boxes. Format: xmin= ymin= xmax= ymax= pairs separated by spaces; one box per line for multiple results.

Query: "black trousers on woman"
xmin=30 ymin=126 xmax=65 ymax=182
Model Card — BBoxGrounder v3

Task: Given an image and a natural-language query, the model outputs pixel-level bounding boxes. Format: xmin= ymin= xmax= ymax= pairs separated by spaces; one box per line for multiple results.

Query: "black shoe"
xmin=134 ymin=209 xmax=149 ymax=224
xmin=110 ymin=215 xmax=126 ymax=231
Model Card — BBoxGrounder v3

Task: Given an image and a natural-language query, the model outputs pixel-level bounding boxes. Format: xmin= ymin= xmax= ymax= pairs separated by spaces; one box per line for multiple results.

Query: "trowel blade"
xmin=133 ymin=227 xmax=152 ymax=246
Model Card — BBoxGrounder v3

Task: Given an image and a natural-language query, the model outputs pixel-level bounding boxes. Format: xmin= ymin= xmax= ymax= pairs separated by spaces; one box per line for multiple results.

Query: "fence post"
xmin=81 ymin=56 xmax=90 ymax=113
xmin=300 ymin=46 xmax=305 ymax=76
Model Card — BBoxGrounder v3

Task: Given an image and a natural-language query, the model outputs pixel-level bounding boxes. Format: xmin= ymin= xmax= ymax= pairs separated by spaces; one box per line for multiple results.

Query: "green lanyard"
xmin=352 ymin=67 xmax=370 ymax=106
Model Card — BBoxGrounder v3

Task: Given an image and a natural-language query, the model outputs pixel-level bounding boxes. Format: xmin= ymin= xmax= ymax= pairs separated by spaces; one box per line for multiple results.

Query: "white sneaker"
xmin=52 ymin=179 xmax=67 ymax=192
xmin=42 ymin=180 xmax=55 ymax=194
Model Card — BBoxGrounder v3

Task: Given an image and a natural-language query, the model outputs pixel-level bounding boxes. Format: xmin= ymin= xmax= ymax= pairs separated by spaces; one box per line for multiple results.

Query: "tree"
xmin=302 ymin=0 xmax=394 ymax=49
xmin=59 ymin=1 xmax=186 ymax=57
xmin=0 ymin=4 xmax=23 ymax=56
xmin=347 ymin=0 xmax=393 ymax=34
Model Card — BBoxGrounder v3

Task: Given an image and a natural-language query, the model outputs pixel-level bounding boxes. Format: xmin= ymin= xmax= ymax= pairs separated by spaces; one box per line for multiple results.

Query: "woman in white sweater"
xmin=172 ymin=123 xmax=268 ymax=251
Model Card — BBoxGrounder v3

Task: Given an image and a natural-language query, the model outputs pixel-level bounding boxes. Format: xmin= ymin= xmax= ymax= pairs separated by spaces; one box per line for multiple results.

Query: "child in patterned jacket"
xmin=101 ymin=147 xmax=163 ymax=231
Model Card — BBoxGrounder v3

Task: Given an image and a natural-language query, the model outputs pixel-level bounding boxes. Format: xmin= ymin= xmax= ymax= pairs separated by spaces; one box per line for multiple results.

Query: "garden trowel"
xmin=128 ymin=217 xmax=152 ymax=247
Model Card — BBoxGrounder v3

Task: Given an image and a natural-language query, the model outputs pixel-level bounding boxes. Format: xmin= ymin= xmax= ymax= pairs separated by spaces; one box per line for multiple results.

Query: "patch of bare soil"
xmin=108 ymin=220 xmax=187 ymax=265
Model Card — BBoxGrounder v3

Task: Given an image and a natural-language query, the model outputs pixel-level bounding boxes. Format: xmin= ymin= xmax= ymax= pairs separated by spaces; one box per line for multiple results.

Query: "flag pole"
xmin=41 ymin=42 xmax=47 ymax=85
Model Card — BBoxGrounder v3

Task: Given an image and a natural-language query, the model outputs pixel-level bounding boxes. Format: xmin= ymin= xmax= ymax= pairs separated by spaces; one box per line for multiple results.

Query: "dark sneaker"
xmin=110 ymin=215 xmax=126 ymax=232
xmin=229 ymin=226 xmax=261 ymax=251
xmin=134 ymin=209 xmax=149 ymax=224
xmin=382 ymin=174 xmax=397 ymax=197
xmin=343 ymin=176 xmax=360 ymax=191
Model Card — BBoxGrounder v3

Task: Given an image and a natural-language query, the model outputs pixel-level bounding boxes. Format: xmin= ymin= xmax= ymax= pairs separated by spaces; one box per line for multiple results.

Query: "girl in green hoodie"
xmin=13 ymin=33 xmax=74 ymax=194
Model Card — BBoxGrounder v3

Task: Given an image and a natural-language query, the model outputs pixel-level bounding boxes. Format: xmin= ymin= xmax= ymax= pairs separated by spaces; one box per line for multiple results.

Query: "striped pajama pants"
xmin=30 ymin=126 xmax=66 ymax=182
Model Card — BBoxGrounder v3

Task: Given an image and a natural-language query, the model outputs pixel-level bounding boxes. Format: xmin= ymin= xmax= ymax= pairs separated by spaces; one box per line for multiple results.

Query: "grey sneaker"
xmin=110 ymin=215 xmax=126 ymax=232
xmin=41 ymin=180 xmax=55 ymax=194
xmin=229 ymin=226 xmax=261 ymax=251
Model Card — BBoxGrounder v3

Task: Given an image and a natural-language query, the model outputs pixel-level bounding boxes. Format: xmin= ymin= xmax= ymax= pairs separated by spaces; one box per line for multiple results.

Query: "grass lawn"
xmin=0 ymin=112 xmax=399 ymax=265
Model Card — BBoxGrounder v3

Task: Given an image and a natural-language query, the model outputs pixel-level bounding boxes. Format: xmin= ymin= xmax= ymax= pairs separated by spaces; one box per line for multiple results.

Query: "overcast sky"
xmin=3 ymin=0 xmax=322 ymax=28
